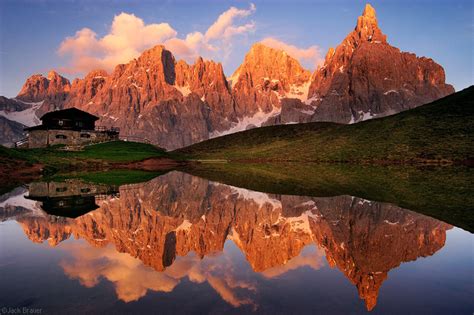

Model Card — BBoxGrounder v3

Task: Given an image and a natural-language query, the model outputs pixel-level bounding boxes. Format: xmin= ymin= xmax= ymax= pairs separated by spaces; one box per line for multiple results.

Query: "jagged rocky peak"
xmin=306 ymin=3 xmax=454 ymax=124
xmin=231 ymin=42 xmax=311 ymax=93
xmin=16 ymin=70 xmax=71 ymax=103
xmin=135 ymin=44 xmax=176 ymax=85
xmin=354 ymin=3 xmax=387 ymax=44
xmin=47 ymin=70 xmax=70 ymax=84
xmin=175 ymin=57 xmax=230 ymax=96
xmin=66 ymin=69 xmax=109 ymax=108
xmin=64 ymin=44 xmax=210 ymax=150
xmin=322 ymin=3 xmax=386 ymax=64
xmin=228 ymin=42 xmax=312 ymax=128
xmin=79 ymin=44 xmax=180 ymax=112
xmin=16 ymin=74 xmax=49 ymax=102
xmin=174 ymin=57 xmax=235 ymax=132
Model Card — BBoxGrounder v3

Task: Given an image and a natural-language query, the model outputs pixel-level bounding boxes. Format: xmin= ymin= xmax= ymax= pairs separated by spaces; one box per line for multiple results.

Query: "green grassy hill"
xmin=177 ymin=86 xmax=474 ymax=164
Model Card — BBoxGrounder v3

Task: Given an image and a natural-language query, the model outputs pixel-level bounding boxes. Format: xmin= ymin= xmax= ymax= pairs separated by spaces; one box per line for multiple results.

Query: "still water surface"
xmin=0 ymin=171 xmax=472 ymax=314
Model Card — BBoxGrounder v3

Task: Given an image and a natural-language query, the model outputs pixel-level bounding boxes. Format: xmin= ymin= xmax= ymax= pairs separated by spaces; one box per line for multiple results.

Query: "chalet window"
xmin=56 ymin=134 xmax=67 ymax=139
xmin=58 ymin=120 xmax=64 ymax=126
xmin=76 ymin=121 xmax=83 ymax=127
xmin=80 ymin=133 xmax=91 ymax=138
xmin=58 ymin=201 xmax=65 ymax=207
xmin=56 ymin=187 xmax=67 ymax=192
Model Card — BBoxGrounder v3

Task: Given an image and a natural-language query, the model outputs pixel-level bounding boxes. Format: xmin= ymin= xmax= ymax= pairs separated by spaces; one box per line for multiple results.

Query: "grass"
xmin=72 ymin=141 xmax=168 ymax=162
xmin=185 ymin=162 xmax=474 ymax=232
xmin=176 ymin=86 xmax=474 ymax=164
xmin=51 ymin=169 xmax=166 ymax=186
xmin=1 ymin=140 xmax=169 ymax=170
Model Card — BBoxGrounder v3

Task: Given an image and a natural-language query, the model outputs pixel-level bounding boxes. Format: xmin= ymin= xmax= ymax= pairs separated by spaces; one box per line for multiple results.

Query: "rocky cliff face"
xmin=227 ymin=43 xmax=311 ymax=133
xmin=0 ymin=116 xmax=25 ymax=146
xmin=175 ymin=57 xmax=236 ymax=133
xmin=2 ymin=4 xmax=454 ymax=148
xmin=303 ymin=4 xmax=454 ymax=123
xmin=3 ymin=171 xmax=451 ymax=310
xmin=66 ymin=69 xmax=108 ymax=109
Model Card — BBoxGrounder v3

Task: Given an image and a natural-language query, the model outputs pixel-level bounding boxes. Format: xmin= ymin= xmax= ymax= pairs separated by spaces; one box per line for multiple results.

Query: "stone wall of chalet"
xmin=27 ymin=129 xmax=117 ymax=148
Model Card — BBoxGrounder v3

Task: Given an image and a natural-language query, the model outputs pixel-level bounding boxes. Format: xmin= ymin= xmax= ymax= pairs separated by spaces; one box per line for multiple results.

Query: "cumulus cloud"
xmin=58 ymin=4 xmax=256 ymax=75
xmin=58 ymin=13 xmax=177 ymax=74
xmin=260 ymin=37 xmax=323 ymax=69
xmin=205 ymin=3 xmax=256 ymax=40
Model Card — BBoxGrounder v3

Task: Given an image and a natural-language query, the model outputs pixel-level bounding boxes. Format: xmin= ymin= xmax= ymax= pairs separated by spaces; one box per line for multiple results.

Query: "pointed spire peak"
xmin=362 ymin=3 xmax=376 ymax=19
xmin=358 ymin=3 xmax=378 ymax=27
xmin=353 ymin=3 xmax=387 ymax=44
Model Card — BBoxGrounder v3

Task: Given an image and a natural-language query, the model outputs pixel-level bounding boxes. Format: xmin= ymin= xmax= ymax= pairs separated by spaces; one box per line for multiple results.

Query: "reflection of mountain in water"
xmin=0 ymin=171 xmax=451 ymax=310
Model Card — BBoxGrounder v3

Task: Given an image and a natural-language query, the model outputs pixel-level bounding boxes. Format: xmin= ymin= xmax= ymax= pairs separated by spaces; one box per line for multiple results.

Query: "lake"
xmin=0 ymin=170 xmax=472 ymax=314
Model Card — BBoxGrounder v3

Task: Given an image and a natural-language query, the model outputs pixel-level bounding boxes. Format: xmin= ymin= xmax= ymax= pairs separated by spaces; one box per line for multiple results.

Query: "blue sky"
xmin=0 ymin=0 xmax=472 ymax=97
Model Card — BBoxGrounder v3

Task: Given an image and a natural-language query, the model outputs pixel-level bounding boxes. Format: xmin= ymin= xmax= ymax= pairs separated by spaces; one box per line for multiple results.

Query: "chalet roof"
xmin=24 ymin=125 xmax=47 ymax=131
xmin=40 ymin=108 xmax=99 ymax=121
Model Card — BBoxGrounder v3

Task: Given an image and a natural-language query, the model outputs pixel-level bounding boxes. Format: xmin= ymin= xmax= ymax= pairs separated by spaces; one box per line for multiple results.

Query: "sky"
xmin=0 ymin=0 xmax=472 ymax=97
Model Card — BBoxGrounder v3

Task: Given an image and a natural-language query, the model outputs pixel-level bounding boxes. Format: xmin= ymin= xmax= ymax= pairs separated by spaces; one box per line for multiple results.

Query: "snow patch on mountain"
xmin=0 ymin=100 xmax=43 ymax=127
xmin=175 ymin=84 xmax=192 ymax=97
xmin=176 ymin=219 xmax=193 ymax=232
xmin=276 ymin=210 xmax=320 ymax=235
xmin=284 ymin=81 xmax=311 ymax=101
xmin=210 ymin=107 xmax=280 ymax=138
xmin=349 ymin=110 xmax=375 ymax=124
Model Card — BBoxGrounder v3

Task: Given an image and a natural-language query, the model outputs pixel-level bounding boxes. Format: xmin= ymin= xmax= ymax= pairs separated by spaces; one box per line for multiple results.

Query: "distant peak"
xmin=85 ymin=69 xmax=108 ymax=79
xmin=47 ymin=70 xmax=59 ymax=80
xmin=249 ymin=42 xmax=290 ymax=59
xmin=250 ymin=42 xmax=271 ymax=52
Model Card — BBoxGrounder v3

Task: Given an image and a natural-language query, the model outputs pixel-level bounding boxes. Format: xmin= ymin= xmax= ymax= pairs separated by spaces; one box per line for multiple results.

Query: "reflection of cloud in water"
xmin=60 ymin=243 xmax=178 ymax=302
xmin=60 ymin=241 xmax=259 ymax=308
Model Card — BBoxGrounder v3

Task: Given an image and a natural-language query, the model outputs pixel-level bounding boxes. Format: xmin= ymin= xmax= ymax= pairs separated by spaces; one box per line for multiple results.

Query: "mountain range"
xmin=0 ymin=4 xmax=454 ymax=149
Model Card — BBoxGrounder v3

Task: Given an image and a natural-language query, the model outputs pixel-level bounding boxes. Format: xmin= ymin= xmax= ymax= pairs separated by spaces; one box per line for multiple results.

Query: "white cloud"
xmin=205 ymin=3 xmax=256 ymax=40
xmin=58 ymin=13 xmax=177 ymax=74
xmin=58 ymin=4 xmax=256 ymax=75
xmin=260 ymin=37 xmax=323 ymax=69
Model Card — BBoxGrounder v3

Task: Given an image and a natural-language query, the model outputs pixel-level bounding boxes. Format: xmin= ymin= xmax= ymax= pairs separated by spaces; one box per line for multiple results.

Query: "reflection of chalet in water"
xmin=19 ymin=108 xmax=119 ymax=148
xmin=26 ymin=180 xmax=119 ymax=218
